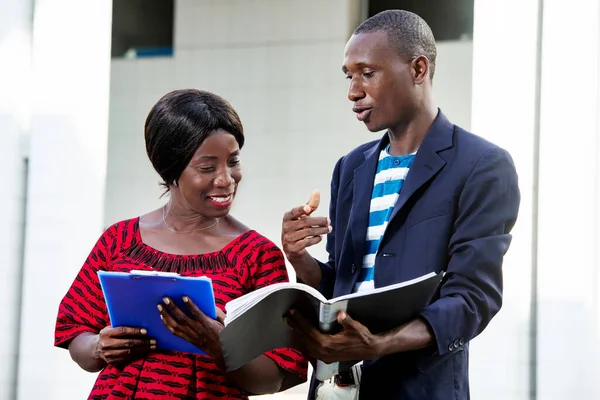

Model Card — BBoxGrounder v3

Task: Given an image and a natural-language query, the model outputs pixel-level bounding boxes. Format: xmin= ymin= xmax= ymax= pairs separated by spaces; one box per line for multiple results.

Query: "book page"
xmin=328 ymin=271 xmax=438 ymax=304
xmin=224 ymin=281 xmax=327 ymax=324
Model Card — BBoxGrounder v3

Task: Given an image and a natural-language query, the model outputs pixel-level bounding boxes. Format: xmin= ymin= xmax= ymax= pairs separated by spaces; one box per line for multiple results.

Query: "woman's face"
xmin=175 ymin=129 xmax=242 ymax=218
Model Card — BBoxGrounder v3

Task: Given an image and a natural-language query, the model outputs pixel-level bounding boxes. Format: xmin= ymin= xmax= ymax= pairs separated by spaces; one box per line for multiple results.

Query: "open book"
xmin=219 ymin=271 xmax=444 ymax=379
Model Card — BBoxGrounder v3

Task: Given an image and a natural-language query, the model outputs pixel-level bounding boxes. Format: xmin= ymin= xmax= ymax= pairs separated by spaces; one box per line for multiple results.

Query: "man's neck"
xmin=387 ymin=106 xmax=438 ymax=156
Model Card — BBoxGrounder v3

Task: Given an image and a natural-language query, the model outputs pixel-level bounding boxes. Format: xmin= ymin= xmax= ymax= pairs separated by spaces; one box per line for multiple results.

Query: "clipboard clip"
xmin=130 ymin=270 xmax=180 ymax=280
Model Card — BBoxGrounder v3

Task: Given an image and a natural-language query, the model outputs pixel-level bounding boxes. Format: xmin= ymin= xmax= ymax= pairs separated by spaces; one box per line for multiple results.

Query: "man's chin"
xmin=364 ymin=121 xmax=385 ymax=133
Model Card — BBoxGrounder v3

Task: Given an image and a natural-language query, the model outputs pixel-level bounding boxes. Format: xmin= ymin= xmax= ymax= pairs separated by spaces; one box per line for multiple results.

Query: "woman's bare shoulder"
xmin=222 ymin=215 xmax=252 ymax=236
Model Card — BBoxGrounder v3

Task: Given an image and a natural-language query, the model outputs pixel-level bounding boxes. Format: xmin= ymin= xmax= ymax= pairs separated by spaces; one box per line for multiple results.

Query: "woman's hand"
xmin=158 ymin=297 xmax=227 ymax=368
xmin=94 ymin=326 xmax=156 ymax=366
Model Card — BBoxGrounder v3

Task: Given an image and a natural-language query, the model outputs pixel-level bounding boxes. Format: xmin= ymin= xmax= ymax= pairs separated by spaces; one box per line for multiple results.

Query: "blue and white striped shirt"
xmin=353 ymin=148 xmax=416 ymax=293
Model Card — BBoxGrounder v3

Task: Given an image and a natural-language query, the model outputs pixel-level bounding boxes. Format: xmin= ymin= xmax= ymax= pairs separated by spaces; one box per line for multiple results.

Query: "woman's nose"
xmin=214 ymin=171 xmax=234 ymax=187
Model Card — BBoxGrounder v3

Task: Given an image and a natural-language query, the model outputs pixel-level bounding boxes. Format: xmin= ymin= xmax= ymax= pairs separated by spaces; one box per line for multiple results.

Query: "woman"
xmin=54 ymin=89 xmax=307 ymax=399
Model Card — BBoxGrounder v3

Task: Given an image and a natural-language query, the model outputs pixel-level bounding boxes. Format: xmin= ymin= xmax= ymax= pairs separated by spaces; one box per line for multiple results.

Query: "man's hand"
xmin=281 ymin=190 xmax=331 ymax=262
xmin=94 ymin=326 xmax=156 ymax=366
xmin=158 ymin=296 xmax=226 ymax=369
xmin=285 ymin=309 xmax=381 ymax=364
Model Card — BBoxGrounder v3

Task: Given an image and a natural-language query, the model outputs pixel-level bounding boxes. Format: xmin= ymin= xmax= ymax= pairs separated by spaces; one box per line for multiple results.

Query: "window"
xmin=367 ymin=0 xmax=474 ymax=41
xmin=111 ymin=0 xmax=174 ymax=58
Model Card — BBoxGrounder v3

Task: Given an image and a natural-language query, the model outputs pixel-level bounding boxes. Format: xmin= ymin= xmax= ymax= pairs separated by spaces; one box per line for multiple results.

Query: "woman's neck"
xmin=163 ymin=199 xmax=218 ymax=233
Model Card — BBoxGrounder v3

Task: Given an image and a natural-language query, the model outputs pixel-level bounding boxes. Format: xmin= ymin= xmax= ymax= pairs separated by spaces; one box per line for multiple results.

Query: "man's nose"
xmin=348 ymin=78 xmax=365 ymax=102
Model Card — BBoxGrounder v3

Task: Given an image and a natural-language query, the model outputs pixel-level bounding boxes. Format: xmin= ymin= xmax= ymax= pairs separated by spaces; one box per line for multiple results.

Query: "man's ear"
xmin=412 ymin=55 xmax=430 ymax=85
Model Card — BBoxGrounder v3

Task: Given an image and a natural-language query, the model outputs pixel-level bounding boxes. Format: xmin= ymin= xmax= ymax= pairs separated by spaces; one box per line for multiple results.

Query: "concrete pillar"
xmin=536 ymin=1 xmax=600 ymax=399
xmin=470 ymin=1 xmax=541 ymax=399
xmin=16 ymin=1 xmax=112 ymax=398
xmin=473 ymin=0 xmax=600 ymax=398
xmin=0 ymin=0 xmax=33 ymax=398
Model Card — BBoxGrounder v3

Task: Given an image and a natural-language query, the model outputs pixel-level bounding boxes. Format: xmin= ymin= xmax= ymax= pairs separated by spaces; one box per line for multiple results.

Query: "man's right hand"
xmin=281 ymin=190 xmax=332 ymax=261
xmin=94 ymin=326 xmax=156 ymax=366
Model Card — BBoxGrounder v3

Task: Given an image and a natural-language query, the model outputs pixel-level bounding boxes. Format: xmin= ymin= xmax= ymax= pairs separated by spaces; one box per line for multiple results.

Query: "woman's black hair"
xmin=144 ymin=89 xmax=244 ymax=193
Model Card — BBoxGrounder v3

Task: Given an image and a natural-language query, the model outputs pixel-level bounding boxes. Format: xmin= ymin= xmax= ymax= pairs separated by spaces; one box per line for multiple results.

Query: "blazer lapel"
xmin=350 ymin=143 xmax=381 ymax=270
xmin=388 ymin=111 xmax=455 ymax=223
xmin=347 ymin=110 xmax=454 ymax=274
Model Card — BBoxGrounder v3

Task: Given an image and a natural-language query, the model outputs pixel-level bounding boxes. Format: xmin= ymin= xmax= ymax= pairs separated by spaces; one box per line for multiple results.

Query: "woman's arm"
xmin=69 ymin=327 xmax=155 ymax=373
xmin=56 ymin=223 xmax=155 ymax=372
xmin=69 ymin=332 xmax=105 ymax=372
xmin=159 ymin=297 xmax=302 ymax=394
xmin=227 ymin=238 xmax=309 ymax=393
xmin=227 ymin=355 xmax=284 ymax=394
xmin=226 ymin=354 xmax=305 ymax=394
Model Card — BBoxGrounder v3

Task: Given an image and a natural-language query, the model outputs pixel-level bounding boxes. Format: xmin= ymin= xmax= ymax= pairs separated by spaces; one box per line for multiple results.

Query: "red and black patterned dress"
xmin=55 ymin=218 xmax=307 ymax=399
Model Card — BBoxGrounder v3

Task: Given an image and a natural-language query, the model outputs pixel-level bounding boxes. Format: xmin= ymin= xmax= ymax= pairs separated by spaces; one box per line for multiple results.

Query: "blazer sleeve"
xmin=419 ymin=147 xmax=520 ymax=356
xmin=314 ymin=156 xmax=343 ymax=299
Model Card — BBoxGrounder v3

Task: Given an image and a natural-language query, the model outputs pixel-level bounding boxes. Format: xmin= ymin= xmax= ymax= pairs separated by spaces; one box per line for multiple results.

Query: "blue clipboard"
xmin=97 ymin=270 xmax=217 ymax=355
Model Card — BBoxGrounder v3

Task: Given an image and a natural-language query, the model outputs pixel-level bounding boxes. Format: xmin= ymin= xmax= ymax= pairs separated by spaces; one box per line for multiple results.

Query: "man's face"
xmin=342 ymin=31 xmax=419 ymax=132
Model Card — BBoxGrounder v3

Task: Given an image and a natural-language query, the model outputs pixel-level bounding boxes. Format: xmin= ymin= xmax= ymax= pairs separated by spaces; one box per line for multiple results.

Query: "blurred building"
xmin=1 ymin=0 xmax=599 ymax=399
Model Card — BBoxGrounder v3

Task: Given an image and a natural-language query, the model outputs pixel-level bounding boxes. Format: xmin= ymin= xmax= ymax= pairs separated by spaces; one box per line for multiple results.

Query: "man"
xmin=281 ymin=9 xmax=520 ymax=400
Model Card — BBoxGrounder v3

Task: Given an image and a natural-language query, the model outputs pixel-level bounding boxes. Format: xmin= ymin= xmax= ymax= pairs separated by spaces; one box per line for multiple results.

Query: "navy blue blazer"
xmin=309 ymin=111 xmax=520 ymax=399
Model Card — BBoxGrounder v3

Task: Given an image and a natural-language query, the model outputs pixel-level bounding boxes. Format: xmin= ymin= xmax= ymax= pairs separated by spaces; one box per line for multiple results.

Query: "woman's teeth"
xmin=210 ymin=196 xmax=231 ymax=203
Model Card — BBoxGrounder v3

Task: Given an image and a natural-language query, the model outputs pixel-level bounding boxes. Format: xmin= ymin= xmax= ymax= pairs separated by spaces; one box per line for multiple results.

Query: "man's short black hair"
xmin=354 ymin=9 xmax=437 ymax=80
xmin=144 ymin=89 xmax=244 ymax=192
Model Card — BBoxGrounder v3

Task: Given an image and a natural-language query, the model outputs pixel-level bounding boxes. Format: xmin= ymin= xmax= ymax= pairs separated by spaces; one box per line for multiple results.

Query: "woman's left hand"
xmin=158 ymin=296 xmax=227 ymax=368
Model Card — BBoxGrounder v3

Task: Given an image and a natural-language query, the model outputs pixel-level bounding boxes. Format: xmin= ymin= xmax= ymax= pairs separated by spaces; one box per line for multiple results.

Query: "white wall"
xmin=472 ymin=1 xmax=600 ymax=400
xmin=105 ymin=0 xmax=365 ymax=243
xmin=536 ymin=1 xmax=600 ymax=399
xmin=470 ymin=1 xmax=539 ymax=399
xmin=16 ymin=1 xmax=113 ymax=399
xmin=104 ymin=1 xmax=473 ymax=399
xmin=4 ymin=0 xmax=598 ymax=399
xmin=0 ymin=1 xmax=31 ymax=398
xmin=434 ymin=40 xmax=473 ymax=131
xmin=105 ymin=0 xmax=472 ymax=242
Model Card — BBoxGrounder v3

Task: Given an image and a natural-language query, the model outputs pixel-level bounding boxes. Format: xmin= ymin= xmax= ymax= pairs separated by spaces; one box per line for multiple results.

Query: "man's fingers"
xmin=284 ymin=205 xmax=312 ymax=221
xmin=285 ymin=226 xmax=329 ymax=243
xmin=286 ymin=216 xmax=330 ymax=232
xmin=288 ymin=310 xmax=322 ymax=339
xmin=337 ymin=311 xmax=354 ymax=328
xmin=307 ymin=190 xmax=320 ymax=210
xmin=284 ymin=191 xmax=321 ymax=221
xmin=337 ymin=311 xmax=368 ymax=334
xmin=282 ymin=216 xmax=330 ymax=257
xmin=285 ymin=313 xmax=322 ymax=356
xmin=282 ymin=217 xmax=330 ymax=247
xmin=303 ymin=235 xmax=323 ymax=248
